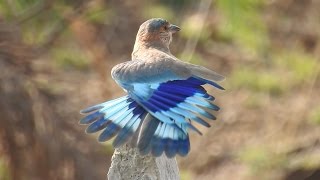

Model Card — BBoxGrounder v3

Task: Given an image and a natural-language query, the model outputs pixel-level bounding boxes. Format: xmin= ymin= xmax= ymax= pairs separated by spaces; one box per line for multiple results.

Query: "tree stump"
xmin=107 ymin=145 xmax=179 ymax=180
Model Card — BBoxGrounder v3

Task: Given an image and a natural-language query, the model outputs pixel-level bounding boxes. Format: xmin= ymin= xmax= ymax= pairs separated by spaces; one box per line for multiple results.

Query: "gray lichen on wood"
xmin=107 ymin=145 xmax=179 ymax=180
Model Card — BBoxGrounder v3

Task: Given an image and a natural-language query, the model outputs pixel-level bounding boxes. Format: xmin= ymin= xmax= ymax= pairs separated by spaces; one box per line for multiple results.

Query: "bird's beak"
xmin=169 ymin=24 xmax=181 ymax=33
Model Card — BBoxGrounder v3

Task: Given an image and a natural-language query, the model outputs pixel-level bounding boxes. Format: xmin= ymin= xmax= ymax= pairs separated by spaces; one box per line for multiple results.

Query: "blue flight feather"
xmin=112 ymin=107 xmax=147 ymax=147
xmin=80 ymin=96 xmax=129 ymax=114
xmin=80 ymin=75 xmax=223 ymax=158
xmin=79 ymin=112 xmax=104 ymax=125
xmin=98 ymin=122 xmax=121 ymax=142
xmin=86 ymin=118 xmax=110 ymax=134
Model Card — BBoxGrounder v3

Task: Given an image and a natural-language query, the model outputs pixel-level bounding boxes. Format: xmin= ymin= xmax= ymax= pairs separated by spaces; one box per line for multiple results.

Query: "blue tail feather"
xmin=139 ymin=120 xmax=190 ymax=158
xmin=151 ymin=137 xmax=164 ymax=157
xmin=151 ymin=124 xmax=165 ymax=157
xmin=137 ymin=114 xmax=160 ymax=155
xmin=165 ymin=127 xmax=177 ymax=158
xmin=178 ymin=133 xmax=190 ymax=156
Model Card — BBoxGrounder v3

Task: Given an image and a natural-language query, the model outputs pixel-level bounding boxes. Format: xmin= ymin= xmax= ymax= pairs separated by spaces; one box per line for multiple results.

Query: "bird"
xmin=79 ymin=18 xmax=225 ymax=158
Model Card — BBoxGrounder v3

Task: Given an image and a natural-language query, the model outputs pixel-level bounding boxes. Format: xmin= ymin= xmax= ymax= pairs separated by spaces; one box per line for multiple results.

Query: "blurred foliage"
xmin=180 ymin=15 xmax=211 ymax=42
xmin=292 ymin=154 xmax=320 ymax=170
xmin=180 ymin=169 xmax=193 ymax=180
xmin=0 ymin=159 xmax=11 ymax=180
xmin=143 ymin=4 xmax=174 ymax=21
xmin=216 ymin=0 xmax=268 ymax=53
xmin=244 ymin=94 xmax=264 ymax=109
xmin=308 ymin=107 xmax=320 ymax=125
xmin=238 ymin=146 xmax=288 ymax=175
xmin=230 ymin=67 xmax=286 ymax=95
xmin=273 ymin=50 xmax=319 ymax=83
xmin=230 ymin=49 xmax=319 ymax=96
xmin=52 ymin=45 xmax=90 ymax=70
xmin=102 ymin=141 xmax=115 ymax=155
xmin=83 ymin=1 xmax=114 ymax=24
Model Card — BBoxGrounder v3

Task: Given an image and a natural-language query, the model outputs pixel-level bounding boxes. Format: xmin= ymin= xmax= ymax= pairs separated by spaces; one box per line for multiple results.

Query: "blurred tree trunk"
xmin=0 ymin=21 xmax=48 ymax=180
xmin=0 ymin=20 xmax=109 ymax=180
xmin=0 ymin=63 xmax=49 ymax=180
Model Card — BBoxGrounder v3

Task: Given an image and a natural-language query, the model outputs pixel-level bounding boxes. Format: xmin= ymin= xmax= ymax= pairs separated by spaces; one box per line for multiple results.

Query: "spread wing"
xmin=80 ymin=58 xmax=224 ymax=157
xmin=112 ymin=59 xmax=224 ymax=133
xmin=112 ymin=59 xmax=223 ymax=156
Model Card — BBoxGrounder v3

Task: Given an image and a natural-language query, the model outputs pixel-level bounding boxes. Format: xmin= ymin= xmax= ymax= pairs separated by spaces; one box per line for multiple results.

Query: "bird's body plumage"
xmin=80 ymin=18 xmax=225 ymax=158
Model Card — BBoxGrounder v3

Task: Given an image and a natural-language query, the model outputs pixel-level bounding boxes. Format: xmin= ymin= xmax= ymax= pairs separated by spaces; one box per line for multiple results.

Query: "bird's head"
xmin=135 ymin=18 xmax=180 ymax=51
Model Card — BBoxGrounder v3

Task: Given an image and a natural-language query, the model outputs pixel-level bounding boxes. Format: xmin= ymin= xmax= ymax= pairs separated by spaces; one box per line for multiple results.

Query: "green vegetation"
xmin=273 ymin=51 xmax=319 ymax=83
xmin=230 ymin=49 xmax=319 ymax=96
xmin=308 ymin=107 xmax=320 ymax=125
xmin=244 ymin=94 xmax=264 ymax=109
xmin=0 ymin=158 xmax=10 ymax=180
xmin=84 ymin=3 xmax=114 ymax=24
xmin=143 ymin=4 xmax=174 ymax=21
xmin=52 ymin=46 xmax=90 ymax=70
xmin=238 ymin=146 xmax=288 ymax=174
xmin=102 ymin=142 xmax=114 ymax=155
xmin=0 ymin=0 xmax=39 ymax=19
xmin=180 ymin=169 xmax=193 ymax=180
xmin=230 ymin=67 xmax=285 ymax=95
xmin=293 ymin=154 xmax=320 ymax=170
xmin=216 ymin=0 xmax=268 ymax=53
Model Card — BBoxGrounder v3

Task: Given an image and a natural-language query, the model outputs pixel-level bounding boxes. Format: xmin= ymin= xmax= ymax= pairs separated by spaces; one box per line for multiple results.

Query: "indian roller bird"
xmin=80 ymin=18 xmax=225 ymax=158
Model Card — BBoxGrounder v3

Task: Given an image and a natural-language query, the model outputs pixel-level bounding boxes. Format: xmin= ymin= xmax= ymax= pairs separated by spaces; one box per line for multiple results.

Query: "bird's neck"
xmin=132 ymin=39 xmax=171 ymax=60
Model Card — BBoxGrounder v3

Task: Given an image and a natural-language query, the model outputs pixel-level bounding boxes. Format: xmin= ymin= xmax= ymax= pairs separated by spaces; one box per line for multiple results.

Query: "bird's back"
xmin=132 ymin=45 xmax=175 ymax=61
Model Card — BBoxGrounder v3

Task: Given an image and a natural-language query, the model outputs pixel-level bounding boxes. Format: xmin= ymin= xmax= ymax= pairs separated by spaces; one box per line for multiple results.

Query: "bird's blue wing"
xmin=127 ymin=76 xmax=223 ymax=134
xmin=79 ymin=75 xmax=223 ymax=157
xmin=80 ymin=96 xmax=189 ymax=157
xmin=80 ymin=58 xmax=224 ymax=157
xmin=80 ymin=96 xmax=148 ymax=147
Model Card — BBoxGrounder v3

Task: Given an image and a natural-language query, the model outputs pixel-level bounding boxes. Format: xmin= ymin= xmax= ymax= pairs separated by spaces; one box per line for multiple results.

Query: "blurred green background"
xmin=1 ymin=0 xmax=320 ymax=180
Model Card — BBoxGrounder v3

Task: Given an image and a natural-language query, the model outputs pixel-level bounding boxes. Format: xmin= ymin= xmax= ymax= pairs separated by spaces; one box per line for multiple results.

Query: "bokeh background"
xmin=1 ymin=0 xmax=320 ymax=179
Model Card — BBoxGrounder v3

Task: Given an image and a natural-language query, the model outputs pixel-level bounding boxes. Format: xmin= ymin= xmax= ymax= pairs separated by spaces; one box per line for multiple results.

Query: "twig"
xmin=182 ymin=0 xmax=212 ymax=62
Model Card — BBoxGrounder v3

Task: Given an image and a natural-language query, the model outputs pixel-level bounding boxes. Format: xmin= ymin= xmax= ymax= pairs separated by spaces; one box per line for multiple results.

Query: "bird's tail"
xmin=80 ymin=95 xmax=190 ymax=157
xmin=136 ymin=114 xmax=190 ymax=157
